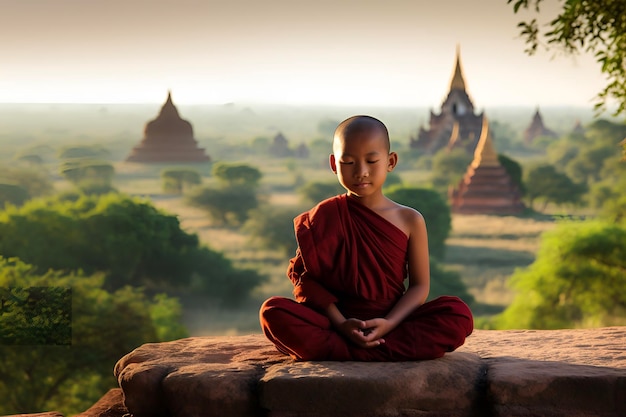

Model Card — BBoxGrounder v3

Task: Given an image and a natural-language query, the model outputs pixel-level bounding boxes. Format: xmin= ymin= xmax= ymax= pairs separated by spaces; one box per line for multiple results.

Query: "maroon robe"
xmin=260 ymin=194 xmax=473 ymax=361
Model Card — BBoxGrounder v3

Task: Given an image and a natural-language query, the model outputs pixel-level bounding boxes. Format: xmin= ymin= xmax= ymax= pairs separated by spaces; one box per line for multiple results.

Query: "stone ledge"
xmin=111 ymin=327 xmax=625 ymax=417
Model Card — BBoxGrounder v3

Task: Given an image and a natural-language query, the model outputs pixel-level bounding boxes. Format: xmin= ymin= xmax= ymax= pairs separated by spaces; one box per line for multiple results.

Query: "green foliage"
xmin=429 ymin=148 xmax=472 ymax=191
xmin=498 ymin=154 xmax=525 ymax=195
xmin=0 ymin=183 xmax=29 ymax=207
xmin=0 ymin=286 xmax=71 ymax=345
xmin=60 ymin=159 xmax=115 ymax=184
xmin=161 ymin=168 xmax=202 ymax=194
xmin=384 ymin=186 xmax=451 ymax=260
xmin=509 ymin=0 xmax=626 ymax=115
xmin=566 ymin=146 xmax=618 ymax=183
xmin=0 ymin=165 xmax=54 ymax=199
xmin=297 ymin=181 xmax=344 ymax=205
xmin=244 ymin=205 xmax=302 ymax=256
xmin=495 ymin=220 xmax=626 ymax=329
xmin=428 ymin=259 xmax=475 ymax=306
xmin=58 ymin=145 xmax=110 ymax=160
xmin=212 ymin=162 xmax=262 ymax=187
xmin=14 ymin=154 xmax=43 ymax=165
xmin=0 ymin=257 xmax=187 ymax=415
xmin=187 ymin=247 xmax=267 ymax=305
xmin=523 ymin=163 xmax=587 ymax=210
xmin=0 ymin=194 xmax=265 ymax=301
xmin=589 ymin=173 xmax=626 ymax=223
xmin=186 ymin=185 xmax=260 ymax=226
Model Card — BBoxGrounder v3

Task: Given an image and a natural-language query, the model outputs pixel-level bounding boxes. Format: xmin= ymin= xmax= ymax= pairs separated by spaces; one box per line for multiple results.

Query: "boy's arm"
xmin=384 ymin=210 xmax=430 ymax=327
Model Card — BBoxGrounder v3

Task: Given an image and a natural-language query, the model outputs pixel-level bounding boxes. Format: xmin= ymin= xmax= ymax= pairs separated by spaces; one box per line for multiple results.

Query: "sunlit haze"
xmin=1 ymin=0 xmax=606 ymax=108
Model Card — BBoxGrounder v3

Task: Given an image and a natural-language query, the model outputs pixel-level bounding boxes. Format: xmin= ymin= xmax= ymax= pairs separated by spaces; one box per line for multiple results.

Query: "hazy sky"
xmin=0 ymin=0 xmax=606 ymax=108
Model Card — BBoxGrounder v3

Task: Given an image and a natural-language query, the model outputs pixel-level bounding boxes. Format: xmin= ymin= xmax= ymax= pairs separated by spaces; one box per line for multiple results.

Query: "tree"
xmin=495 ymin=220 xmax=626 ymax=329
xmin=297 ymin=181 xmax=344 ymax=205
xmin=429 ymin=148 xmax=472 ymax=191
xmin=161 ymin=168 xmax=202 ymax=194
xmin=498 ymin=154 xmax=526 ymax=195
xmin=428 ymin=259 xmax=474 ymax=306
xmin=0 ymin=183 xmax=29 ymax=207
xmin=186 ymin=185 xmax=260 ymax=226
xmin=0 ymin=193 xmax=265 ymax=301
xmin=58 ymin=145 xmax=110 ymax=160
xmin=212 ymin=162 xmax=262 ymax=187
xmin=60 ymin=160 xmax=116 ymax=195
xmin=244 ymin=205 xmax=303 ymax=256
xmin=0 ymin=257 xmax=186 ymax=415
xmin=384 ymin=186 xmax=451 ymax=260
xmin=524 ymin=163 xmax=587 ymax=210
xmin=509 ymin=0 xmax=626 ymax=115
xmin=0 ymin=165 xmax=54 ymax=199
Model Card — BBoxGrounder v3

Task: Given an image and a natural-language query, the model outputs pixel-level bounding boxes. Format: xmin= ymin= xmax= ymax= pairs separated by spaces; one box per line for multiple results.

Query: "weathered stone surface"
xmin=487 ymin=359 xmax=626 ymax=417
xmin=74 ymin=389 xmax=127 ymax=417
xmin=259 ymin=352 xmax=484 ymax=417
xmin=458 ymin=327 xmax=626 ymax=368
xmin=113 ymin=327 xmax=626 ymax=417
xmin=115 ymin=335 xmax=285 ymax=417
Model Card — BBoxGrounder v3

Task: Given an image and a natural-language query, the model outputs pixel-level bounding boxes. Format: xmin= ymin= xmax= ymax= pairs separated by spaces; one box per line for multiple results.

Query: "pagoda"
xmin=449 ymin=117 xmax=525 ymax=215
xmin=523 ymin=108 xmax=557 ymax=145
xmin=126 ymin=92 xmax=210 ymax=163
xmin=410 ymin=46 xmax=484 ymax=154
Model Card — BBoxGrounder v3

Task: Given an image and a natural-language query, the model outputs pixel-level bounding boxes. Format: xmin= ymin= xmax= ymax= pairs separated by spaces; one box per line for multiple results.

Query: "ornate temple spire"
xmin=449 ymin=45 xmax=466 ymax=91
xmin=471 ymin=117 xmax=500 ymax=169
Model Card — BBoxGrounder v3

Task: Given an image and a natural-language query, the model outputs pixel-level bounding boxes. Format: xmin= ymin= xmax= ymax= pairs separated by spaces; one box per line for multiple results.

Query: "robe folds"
xmin=260 ymin=194 xmax=473 ymax=361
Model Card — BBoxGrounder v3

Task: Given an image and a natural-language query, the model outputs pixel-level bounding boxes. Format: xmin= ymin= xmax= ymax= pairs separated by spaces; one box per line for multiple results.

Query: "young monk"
xmin=260 ymin=115 xmax=473 ymax=361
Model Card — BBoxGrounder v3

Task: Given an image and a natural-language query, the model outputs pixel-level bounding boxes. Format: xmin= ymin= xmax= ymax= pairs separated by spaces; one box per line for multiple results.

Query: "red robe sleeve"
xmin=287 ymin=248 xmax=338 ymax=311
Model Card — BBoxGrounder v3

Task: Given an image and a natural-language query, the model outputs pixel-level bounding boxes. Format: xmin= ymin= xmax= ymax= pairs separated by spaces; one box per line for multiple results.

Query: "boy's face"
xmin=330 ymin=128 xmax=397 ymax=198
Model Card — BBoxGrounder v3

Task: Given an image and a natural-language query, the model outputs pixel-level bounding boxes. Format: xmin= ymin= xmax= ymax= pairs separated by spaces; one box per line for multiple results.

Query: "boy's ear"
xmin=329 ymin=154 xmax=338 ymax=173
xmin=387 ymin=152 xmax=398 ymax=172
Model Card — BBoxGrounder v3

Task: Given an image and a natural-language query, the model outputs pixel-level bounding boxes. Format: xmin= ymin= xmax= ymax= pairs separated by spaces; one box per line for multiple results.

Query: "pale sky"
xmin=0 ymin=0 xmax=607 ymax=108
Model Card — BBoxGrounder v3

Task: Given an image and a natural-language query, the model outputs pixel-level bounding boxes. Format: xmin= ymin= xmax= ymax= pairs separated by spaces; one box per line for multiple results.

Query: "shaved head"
xmin=333 ymin=115 xmax=390 ymax=153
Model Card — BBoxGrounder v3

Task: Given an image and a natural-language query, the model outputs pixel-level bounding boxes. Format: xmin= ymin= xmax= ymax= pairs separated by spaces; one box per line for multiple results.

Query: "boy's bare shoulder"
xmin=383 ymin=199 xmax=426 ymax=236
xmin=397 ymin=203 xmax=425 ymax=224
xmin=387 ymin=198 xmax=424 ymax=220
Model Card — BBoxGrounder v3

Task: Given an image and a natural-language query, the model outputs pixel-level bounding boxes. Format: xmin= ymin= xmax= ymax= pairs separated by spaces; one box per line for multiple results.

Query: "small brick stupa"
xmin=449 ymin=117 xmax=525 ymax=215
xmin=126 ymin=92 xmax=210 ymax=163
xmin=523 ymin=108 xmax=557 ymax=145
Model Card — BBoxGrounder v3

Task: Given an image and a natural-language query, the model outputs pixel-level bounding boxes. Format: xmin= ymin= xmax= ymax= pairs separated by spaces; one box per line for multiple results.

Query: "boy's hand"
xmin=338 ymin=318 xmax=386 ymax=348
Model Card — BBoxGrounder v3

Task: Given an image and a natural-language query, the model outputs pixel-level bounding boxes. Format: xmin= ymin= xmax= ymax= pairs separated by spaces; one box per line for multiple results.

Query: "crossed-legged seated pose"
xmin=260 ymin=115 xmax=473 ymax=361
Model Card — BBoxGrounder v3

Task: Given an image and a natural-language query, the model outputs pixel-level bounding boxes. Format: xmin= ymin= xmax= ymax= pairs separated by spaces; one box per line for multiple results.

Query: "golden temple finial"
xmin=449 ymin=44 xmax=466 ymax=91
xmin=471 ymin=116 xmax=500 ymax=168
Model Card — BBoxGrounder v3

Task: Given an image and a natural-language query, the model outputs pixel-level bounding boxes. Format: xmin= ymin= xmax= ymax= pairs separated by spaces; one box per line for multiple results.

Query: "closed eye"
xmin=339 ymin=161 xmax=353 ymax=165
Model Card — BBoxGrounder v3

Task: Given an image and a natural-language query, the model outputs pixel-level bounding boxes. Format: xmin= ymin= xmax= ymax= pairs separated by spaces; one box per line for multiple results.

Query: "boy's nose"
xmin=355 ymin=164 xmax=369 ymax=178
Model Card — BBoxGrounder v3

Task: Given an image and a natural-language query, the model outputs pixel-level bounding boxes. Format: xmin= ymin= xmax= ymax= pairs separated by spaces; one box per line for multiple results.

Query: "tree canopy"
xmin=495 ymin=220 xmax=626 ymax=329
xmin=0 ymin=257 xmax=186 ymax=415
xmin=0 ymin=193 xmax=266 ymax=301
xmin=212 ymin=162 xmax=262 ymax=187
xmin=509 ymin=0 xmax=626 ymax=115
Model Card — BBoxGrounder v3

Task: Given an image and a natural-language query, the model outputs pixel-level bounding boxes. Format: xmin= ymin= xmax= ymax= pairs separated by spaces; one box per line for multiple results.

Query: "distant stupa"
xmin=126 ymin=92 xmax=210 ymax=163
xmin=523 ymin=108 xmax=557 ymax=145
xmin=449 ymin=117 xmax=525 ymax=215
xmin=410 ymin=46 xmax=484 ymax=155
